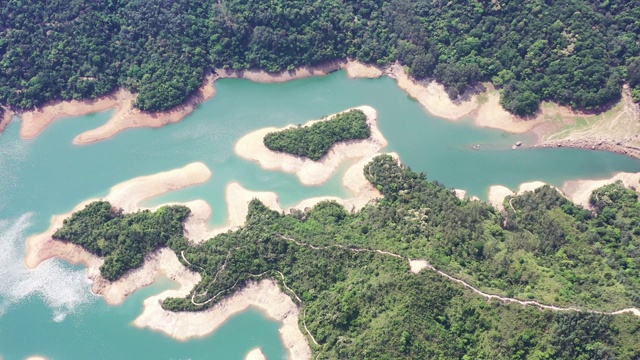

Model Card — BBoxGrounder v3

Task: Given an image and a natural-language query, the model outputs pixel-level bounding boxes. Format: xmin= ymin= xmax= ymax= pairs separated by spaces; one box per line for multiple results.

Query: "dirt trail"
xmin=177 ymin=232 xmax=639 ymax=346
xmin=276 ymin=236 xmax=639 ymax=318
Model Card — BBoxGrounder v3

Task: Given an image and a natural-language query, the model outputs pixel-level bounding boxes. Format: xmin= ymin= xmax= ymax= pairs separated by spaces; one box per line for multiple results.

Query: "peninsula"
xmin=44 ymin=154 xmax=640 ymax=359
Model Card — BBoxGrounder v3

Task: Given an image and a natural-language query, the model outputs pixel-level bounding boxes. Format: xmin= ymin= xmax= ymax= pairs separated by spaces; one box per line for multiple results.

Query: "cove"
xmin=1 ymin=70 xmax=640 ymax=359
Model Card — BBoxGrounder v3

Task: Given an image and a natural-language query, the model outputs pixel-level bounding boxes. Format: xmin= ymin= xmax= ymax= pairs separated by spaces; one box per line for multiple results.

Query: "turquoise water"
xmin=2 ymin=70 xmax=640 ymax=359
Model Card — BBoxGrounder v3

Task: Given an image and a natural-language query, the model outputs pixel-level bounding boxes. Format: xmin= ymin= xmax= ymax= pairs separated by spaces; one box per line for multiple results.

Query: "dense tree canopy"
xmin=53 ymin=201 xmax=190 ymax=280
xmin=263 ymin=109 xmax=370 ymax=161
xmin=54 ymin=155 xmax=640 ymax=358
xmin=2 ymin=0 xmax=639 ymax=115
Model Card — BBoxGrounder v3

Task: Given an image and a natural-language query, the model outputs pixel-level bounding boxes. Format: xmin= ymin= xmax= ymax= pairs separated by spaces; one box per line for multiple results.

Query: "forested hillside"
xmin=53 ymin=155 xmax=640 ymax=358
xmin=1 ymin=0 xmax=639 ymax=115
xmin=53 ymin=201 xmax=190 ymax=280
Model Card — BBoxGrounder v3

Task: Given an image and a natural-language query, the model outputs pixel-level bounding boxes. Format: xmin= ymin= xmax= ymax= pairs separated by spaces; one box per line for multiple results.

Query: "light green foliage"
xmin=54 ymin=156 xmax=640 ymax=358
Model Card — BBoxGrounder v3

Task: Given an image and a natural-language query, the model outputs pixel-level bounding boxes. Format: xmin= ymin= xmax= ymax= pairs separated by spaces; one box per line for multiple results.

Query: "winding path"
xmin=180 ymin=250 xmax=320 ymax=345
xmin=277 ymin=235 xmax=640 ymax=318
xmin=177 ymin=232 xmax=640 ymax=348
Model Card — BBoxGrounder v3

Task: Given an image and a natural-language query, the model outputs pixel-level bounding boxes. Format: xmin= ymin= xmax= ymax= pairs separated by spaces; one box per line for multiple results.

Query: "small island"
xmin=235 ymin=106 xmax=387 ymax=186
xmin=263 ymin=109 xmax=371 ymax=161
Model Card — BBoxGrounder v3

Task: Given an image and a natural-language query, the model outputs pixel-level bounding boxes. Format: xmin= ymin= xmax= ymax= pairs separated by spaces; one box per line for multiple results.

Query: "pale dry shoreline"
xmin=9 ymin=60 xmax=382 ymax=145
xmin=235 ymin=105 xmax=387 ymax=186
xmin=24 ymin=161 xmax=312 ymax=359
xmin=134 ymin=279 xmax=311 ymax=359
xmin=7 ymin=59 xmax=639 ymax=159
xmin=486 ymin=173 xmax=640 ymax=212
xmin=23 ymin=155 xmax=640 ymax=358
xmin=25 ymin=162 xmax=211 ymax=304
xmin=25 ymin=149 xmax=389 ymax=360
xmin=245 ymin=348 xmax=266 ymax=360
xmin=186 ymin=152 xmax=393 ymax=243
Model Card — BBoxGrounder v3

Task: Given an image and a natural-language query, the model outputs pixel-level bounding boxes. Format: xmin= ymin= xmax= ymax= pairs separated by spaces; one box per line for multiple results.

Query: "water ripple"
xmin=0 ymin=213 xmax=96 ymax=322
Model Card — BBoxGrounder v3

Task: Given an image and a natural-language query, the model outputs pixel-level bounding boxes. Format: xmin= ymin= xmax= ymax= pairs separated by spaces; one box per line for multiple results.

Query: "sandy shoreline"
xmin=25 ymin=162 xmax=313 ymax=359
xmin=4 ymin=59 xmax=639 ymax=160
xmin=134 ymin=279 xmax=312 ymax=359
xmin=25 ymin=146 xmax=392 ymax=359
xmin=245 ymin=348 xmax=266 ymax=360
xmin=387 ymin=64 xmax=640 ymax=158
xmin=562 ymin=172 xmax=640 ymax=209
xmin=25 ymin=162 xmax=211 ymax=302
xmin=235 ymin=105 xmax=387 ymax=186
xmin=25 ymin=153 xmax=390 ymax=359
xmin=7 ymin=60 xmax=382 ymax=145
xmin=486 ymin=172 xmax=640 ymax=212
xmin=389 ymin=64 xmax=545 ymax=134
xmin=186 ymin=152 xmax=392 ymax=243
xmin=487 ymin=182 xmax=555 ymax=211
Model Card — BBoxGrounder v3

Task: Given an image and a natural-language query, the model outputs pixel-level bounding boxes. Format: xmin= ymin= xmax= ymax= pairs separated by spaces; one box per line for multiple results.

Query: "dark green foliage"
xmin=2 ymin=0 xmax=639 ymax=114
xmin=627 ymin=53 xmax=640 ymax=103
xmin=263 ymin=109 xmax=370 ymax=161
xmin=54 ymin=156 xmax=640 ymax=358
xmin=52 ymin=201 xmax=190 ymax=281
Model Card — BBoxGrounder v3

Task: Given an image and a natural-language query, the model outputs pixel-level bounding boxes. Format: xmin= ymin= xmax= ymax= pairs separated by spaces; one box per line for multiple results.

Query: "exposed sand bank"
xmin=7 ymin=61 xmax=384 ymax=145
xmin=484 ymin=175 xmax=640 ymax=213
xmin=562 ymin=172 xmax=640 ymax=209
xmin=474 ymin=85 xmax=545 ymax=134
xmin=15 ymin=73 xmax=216 ymax=145
xmin=7 ymin=59 xmax=640 ymax=161
xmin=390 ymin=63 xmax=478 ymax=121
xmin=534 ymin=86 xmax=640 ymax=159
xmin=19 ymin=95 xmax=120 ymax=140
xmin=390 ymin=64 xmax=545 ymax=135
xmin=389 ymin=63 xmax=640 ymax=155
xmin=24 ymin=152 xmax=388 ymax=357
xmin=24 ymin=356 xmax=48 ymax=360
xmin=245 ymin=348 xmax=266 ymax=360
xmin=343 ymin=60 xmax=383 ymax=79
xmin=25 ymin=162 xmax=211 ymax=304
xmin=453 ymin=189 xmax=467 ymax=200
xmin=235 ymin=106 xmax=386 ymax=186
xmin=26 ymin=161 xmax=313 ymax=358
xmin=186 ymin=152 xmax=395 ymax=244
xmin=218 ymin=59 xmax=381 ymax=82
xmin=73 ymin=75 xmax=217 ymax=144
xmin=487 ymin=181 xmax=551 ymax=211
xmin=134 ymin=279 xmax=312 ymax=360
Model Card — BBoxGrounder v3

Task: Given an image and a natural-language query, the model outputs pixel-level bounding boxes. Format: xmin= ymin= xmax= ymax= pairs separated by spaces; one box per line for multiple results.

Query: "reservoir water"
xmin=2 ymin=70 xmax=640 ymax=359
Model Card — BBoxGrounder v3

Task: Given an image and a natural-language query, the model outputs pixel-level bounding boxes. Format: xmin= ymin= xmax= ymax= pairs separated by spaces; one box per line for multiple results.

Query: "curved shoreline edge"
xmin=8 ymin=60 xmax=380 ymax=145
xmin=235 ymin=105 xmax=387 ymax=186
xmin=6 ymin=59 xmax=639 ymax=159
xmin=25 ymin=150 xmax=391 ymax=360
xmin=25 ymin=160 xmax=640 ymax=359
xmin=485 ymin=172 xmax=640 ymax=212
xmin=245 ymin=348 xmax=266 ymax=360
